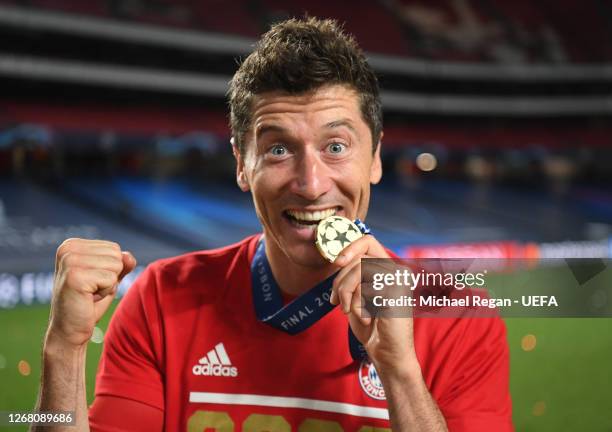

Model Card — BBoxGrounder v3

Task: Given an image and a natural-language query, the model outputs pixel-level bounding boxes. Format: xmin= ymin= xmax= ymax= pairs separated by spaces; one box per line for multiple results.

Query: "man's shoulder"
xmin=134 ymin=234 xmax=260 ymax=293
xmin=415 ymin=314 xmax=507 ymax=342
xmin=150 ymin=235 xmax=259 ymax=272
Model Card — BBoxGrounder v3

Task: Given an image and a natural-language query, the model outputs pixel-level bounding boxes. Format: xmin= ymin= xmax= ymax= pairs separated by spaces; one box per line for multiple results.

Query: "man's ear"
xmin=370 ymin=132 xmax=383 ymax=185
xmin=231 ymin=137 xmax=250 ymax=192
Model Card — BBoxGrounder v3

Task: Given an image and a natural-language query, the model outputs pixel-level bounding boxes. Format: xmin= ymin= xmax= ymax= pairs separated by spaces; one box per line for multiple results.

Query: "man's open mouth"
xmin=283 ymin=208 xmax=338 ymax=228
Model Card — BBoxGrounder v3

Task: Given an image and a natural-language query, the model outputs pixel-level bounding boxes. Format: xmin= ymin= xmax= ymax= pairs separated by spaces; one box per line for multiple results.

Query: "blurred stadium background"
xmin=0 ymin=0 xmax=611 ymax=430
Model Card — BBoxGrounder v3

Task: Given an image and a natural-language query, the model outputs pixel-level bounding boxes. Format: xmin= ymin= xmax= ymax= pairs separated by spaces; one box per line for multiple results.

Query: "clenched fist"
xmin=47 ymin=238 xmax=137 ymax=348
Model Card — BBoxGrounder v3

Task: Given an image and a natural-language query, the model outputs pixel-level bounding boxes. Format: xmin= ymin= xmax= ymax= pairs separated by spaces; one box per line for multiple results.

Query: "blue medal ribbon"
xmin=250 ymin=219 xmax=371 ymax=361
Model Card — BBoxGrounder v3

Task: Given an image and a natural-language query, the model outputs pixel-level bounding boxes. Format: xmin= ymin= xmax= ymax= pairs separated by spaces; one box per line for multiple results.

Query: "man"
xmin=33 ymin=17 xmax=513 ymax=431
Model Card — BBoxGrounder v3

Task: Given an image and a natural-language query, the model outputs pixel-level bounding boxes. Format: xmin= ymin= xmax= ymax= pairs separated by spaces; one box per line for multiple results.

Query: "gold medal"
xmin=315 ymin=215 xmax=363 ymax=262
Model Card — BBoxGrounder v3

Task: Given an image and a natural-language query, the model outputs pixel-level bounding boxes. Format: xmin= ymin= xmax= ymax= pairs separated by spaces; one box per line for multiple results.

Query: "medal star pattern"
xmin=324 ymin=220 xmax=336 ymax=232
xmin=334 ymin=230 xmax=351 ymax=248
xmin=316 ymin=216 xmax=364 ymax=262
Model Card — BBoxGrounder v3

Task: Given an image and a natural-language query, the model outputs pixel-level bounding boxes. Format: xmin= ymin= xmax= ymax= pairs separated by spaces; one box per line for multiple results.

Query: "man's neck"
xmin=264 ymin=239 xmax=336 ymax=297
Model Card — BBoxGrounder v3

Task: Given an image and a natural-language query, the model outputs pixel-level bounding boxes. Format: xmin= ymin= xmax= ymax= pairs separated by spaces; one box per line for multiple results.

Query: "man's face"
xmin=234 ymin=85 xmax=382 ymax=268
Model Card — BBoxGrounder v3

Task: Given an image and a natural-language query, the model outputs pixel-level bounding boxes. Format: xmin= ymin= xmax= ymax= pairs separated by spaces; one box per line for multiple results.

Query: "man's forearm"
xmin=31 ymin=333 xmax=89 ymax=432
xmin=379 ymin=363 xmax=448 ymax=432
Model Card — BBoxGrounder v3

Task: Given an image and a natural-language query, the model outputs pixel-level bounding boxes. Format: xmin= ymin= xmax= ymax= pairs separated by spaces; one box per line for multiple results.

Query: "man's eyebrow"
xmin=255 ymin=124 xmax=287 ymax=140
xmin=325 ymin=119 xmax=358 ymax=136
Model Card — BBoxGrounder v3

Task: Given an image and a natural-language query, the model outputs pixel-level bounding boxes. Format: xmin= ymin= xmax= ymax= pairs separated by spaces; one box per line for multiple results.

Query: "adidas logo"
xmin=192 ymin=343 xmax=238 ymax=377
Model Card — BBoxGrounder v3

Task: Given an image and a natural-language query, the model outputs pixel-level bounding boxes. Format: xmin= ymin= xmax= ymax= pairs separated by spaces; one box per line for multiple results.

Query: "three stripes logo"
xmin=192 ymin=343 xmax=238 ymax=377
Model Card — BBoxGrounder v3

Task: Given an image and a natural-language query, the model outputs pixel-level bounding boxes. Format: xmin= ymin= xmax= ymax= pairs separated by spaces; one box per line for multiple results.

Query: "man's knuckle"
xmin=63 ymin=252 xmax=79 ymax=267
xmin=56 ymin=239 xmax=73 ymax=258
xmin=59 ymin=237 xmax=76 ymax=247
xmin=107 ymin=241 xmax=121 ymax=252
xmin=57 ymin=252 xmax=74 ymax=272
xmin=332 ymin=278 xmax=340 ymax=290
xmin=63 ymin=267 xmax=82 ymax=286
xmin=109 ymin=247 xmax=123 ymax=261
xmin=101 ymin=268 xmax=118 ymax=282
xmin=110 ymin=259 xmax=124 ymax=273
xmin=109 ymin=270 xmax=119 ymax=283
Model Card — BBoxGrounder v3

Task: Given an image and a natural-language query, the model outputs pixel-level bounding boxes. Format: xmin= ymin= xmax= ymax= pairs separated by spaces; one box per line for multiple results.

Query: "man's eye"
xmin=328 ymin=142 xmax=346 ymax=154
xmin=270 ymin=145 xmax=287 ymax=156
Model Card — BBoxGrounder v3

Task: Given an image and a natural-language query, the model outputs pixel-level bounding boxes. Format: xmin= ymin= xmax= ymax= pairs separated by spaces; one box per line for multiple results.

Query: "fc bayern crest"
xmin=358 ymin=359 xmax=386 ymax=400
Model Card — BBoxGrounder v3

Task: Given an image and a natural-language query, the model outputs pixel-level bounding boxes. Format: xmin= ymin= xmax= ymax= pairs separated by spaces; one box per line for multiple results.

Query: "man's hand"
xmin=31 ymin=239 xmax=137 ymax=431
xmin=330 ymin=236 xmax=448 ymax=431
xmin=330 ymin=235 xmax=418 ymax=375
xmin=48 ymin=238 xmax=137 ymax=348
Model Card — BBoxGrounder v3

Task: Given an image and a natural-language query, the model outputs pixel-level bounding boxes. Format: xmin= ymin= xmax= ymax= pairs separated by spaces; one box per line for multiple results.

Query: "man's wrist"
xmin=375 ymin=356 xmax=424 ymax=385
xmin=43 ymin=330 xmax=88 ymax=361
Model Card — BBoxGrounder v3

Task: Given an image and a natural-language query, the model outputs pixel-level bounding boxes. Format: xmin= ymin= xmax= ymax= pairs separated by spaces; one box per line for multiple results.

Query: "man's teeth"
xmin=287 ymin=208 xmax=336 ymax=222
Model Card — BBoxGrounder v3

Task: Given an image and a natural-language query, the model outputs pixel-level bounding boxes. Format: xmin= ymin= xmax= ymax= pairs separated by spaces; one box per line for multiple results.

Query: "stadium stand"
xmin=0 ymin=179 xmax=189 ymax=274
xmin=3 ymin=0 xmax=612 ymax=62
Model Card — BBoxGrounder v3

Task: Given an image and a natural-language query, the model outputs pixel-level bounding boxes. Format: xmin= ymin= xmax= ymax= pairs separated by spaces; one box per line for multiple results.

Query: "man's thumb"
xmin=119 ymin=251 xmax=137 ymax=281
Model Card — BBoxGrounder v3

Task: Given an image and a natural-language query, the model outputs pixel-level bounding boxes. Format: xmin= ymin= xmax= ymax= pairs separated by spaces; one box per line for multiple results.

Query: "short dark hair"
xmin=228 ymin=17 xmax=382 ymax=156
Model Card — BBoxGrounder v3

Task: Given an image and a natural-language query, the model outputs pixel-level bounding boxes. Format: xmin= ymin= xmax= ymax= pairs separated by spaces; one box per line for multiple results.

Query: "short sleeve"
xmin=89 ymin=395 xmax=163 ymax=432
xmin=439 ymin=317 xmax=514 ymax=432
xmin=93 ymin=265 xmax=165 ymax=411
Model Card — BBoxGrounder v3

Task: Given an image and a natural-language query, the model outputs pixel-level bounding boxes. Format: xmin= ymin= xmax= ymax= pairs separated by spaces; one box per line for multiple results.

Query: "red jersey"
xmin=92 ymin=235 xmax=513 ymax=431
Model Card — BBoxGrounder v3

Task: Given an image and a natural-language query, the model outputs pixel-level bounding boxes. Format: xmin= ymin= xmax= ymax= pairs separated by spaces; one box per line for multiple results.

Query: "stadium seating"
xmin=5 ymin=0 xmax=611 ymax=62
xmin=3 ymin=101 xmax=611 ymax=150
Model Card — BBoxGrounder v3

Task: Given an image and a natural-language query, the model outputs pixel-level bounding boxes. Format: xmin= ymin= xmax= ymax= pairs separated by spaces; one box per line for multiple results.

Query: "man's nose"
xmin=290 ymin=149 xmax=332 ymax=201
